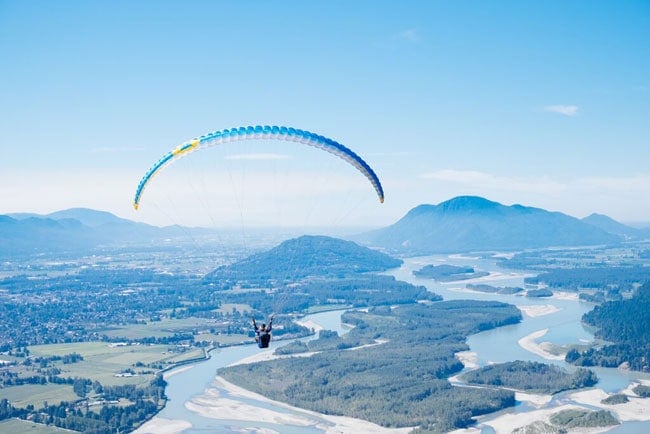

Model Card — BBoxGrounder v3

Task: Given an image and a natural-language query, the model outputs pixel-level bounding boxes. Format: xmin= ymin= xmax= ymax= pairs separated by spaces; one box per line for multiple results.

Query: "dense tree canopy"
xmin=221 ymin=300 xmax=522 ymax=432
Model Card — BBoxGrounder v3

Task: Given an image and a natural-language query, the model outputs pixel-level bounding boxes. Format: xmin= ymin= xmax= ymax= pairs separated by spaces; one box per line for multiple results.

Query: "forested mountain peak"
xmin=205 ymin=235 xmax=402 ymax=285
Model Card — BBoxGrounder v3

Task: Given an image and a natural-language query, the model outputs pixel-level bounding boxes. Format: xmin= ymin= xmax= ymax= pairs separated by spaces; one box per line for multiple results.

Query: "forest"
xmin=460 ymin=360 xmax=598 ymax=394
xmin=566 ymin=282 xmax=650 ymax=371
xmin=0 ymin=376 xmax=166 ymax=433
xmin=205 ymin=235 xmax=403 ymax=287
xmin=412 ymin=264 xmax=489 ymax=281
xmin=465 ymin=283 xmax=523 ymax=294
xmin=525 ymin=266 xmax=650 ymax=292
xmin=0 ymin=239 xmax=445 ymax=433
xmin=220 ymin=300 xmax=522 ymax=433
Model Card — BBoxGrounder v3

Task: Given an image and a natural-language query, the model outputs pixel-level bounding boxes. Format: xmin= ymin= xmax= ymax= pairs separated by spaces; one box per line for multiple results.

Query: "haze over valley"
xmin=2 ymin=2 xmax=648 ymax=433
xmin=1 ymin=196 xmax=649 ymax=433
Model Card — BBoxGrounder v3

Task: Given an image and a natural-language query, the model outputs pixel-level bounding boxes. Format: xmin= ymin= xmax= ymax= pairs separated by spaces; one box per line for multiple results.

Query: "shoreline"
xmin=138 ymin=257 xmax=650 ymax=434
xmin=134 ymin=417 xmax=192 ymax=434
xmin=518 ymin=328 xmax=565 ymax=361
xmin=470 ymin=382 xmax=650 ymax=434
xmin=517 ymin=304 xmax=561 ymax=318
xmin=183 ymin=375 xmax=415 ymax=433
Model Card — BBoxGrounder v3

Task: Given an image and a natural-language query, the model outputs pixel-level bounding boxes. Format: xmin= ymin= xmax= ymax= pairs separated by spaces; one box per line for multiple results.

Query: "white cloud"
xmin=0 ymin=168 xmax=380 ymax=228
xmin=575 ymin=174 xmax=650 ymax=192
xmin=544 ymin=105 xmax=579 ymax=116
xmin=224 ymin=153 xmax=291 ymax=161
xmin=398 ymin=28 xmax=419 ymax=43
xmin=413 ymin=169 xmax=650 ymax=221
xmin=90 ymin=145 xmax=146 ymax=153
xmin=3 ymin=166 xmax=649 ymax=229
xmin=419 ymin=169 xmax=566 ymax=194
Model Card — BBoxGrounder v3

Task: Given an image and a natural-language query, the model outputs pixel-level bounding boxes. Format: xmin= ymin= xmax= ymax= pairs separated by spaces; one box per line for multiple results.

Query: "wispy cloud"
xmin=414 ymin=169 xmax=650 ymax=220
xmin=398 ymin=28 xmax=419 ymax=43
xmin=366 ymin=151 xmax=417 ymax=158
xmin=90 ymin=146 xmax=146 ymax=153
xmin=224 ymin=153 xmax=291 ymax=161
xmin=576 ymin=174 xmax=650 ymax=192
xmin=419 ymin=169 xmax=566 ymax=194
xmin=544 ymin=105 xmax=579 ymax=116
xmin=420 ymin=169 xmax=650 ymax=199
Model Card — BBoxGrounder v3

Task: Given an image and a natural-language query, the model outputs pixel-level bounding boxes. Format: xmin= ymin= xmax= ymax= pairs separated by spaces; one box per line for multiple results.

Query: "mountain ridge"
xmin=2 ymin=197 xmax=646 ymax=257
xmin=355 ymin=196 xmax=626 ymax=254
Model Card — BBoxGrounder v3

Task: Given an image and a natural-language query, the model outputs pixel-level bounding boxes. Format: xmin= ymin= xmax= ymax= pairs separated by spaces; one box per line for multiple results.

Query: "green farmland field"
xmin=98 ymin=317 xmax=218 ymax=339
xmin=0 ymin=418 xmax=75 ymax=434
xmin=28 ymin=342 xmax=205 ymax=386
xmin=0 ymin=384 xmax=78 ymax=409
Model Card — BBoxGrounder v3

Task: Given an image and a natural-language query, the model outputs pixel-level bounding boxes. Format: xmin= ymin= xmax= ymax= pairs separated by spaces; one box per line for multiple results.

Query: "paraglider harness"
xmin=252 ymin=315 xmax=274 ymax=348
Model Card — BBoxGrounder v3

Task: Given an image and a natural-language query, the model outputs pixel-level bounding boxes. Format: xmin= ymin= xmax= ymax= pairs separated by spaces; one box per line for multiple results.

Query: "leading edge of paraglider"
xmin=132 ymin=125 xmax=385 ymax=210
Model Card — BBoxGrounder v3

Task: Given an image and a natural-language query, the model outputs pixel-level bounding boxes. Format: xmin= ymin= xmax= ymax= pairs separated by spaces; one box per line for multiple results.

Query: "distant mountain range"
xmin=355 ymin=196 xmax=648 ymax=255
xmin=0 ymin=208 xmax=207 ymax=256
xmin=1 ymin=197 xmax=648 ymax=257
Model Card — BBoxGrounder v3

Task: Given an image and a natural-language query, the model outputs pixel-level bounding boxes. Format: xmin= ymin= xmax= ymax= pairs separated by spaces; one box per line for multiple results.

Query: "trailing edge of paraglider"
xmin=133 ymin=125 xmax=384 ymax=210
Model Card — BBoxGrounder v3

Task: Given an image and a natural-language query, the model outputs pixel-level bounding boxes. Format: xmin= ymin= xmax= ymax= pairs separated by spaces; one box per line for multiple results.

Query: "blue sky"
xmin=1 ymin=1 xmax=649 ymax=227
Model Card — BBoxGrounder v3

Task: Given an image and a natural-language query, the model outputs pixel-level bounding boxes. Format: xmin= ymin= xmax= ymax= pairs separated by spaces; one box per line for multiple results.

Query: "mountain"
xmin=44 ymin=208 xmax=134 ymax=228
xmin=582 ymin=213 xmax=650 ymax=240
xmin=2 ymin=199 xmax=641 ymax=258
xmin=355 ymin=196 xmax=622 ymax=255
xmin=9 ymin=208 xmax=129 ymax=227
xmin=205 ymin=235 xmax=402 ymax=285
xmin=0 ymin=209 xmax=207 ymax=257
xmin=0 ymin=215 xmax=97 ymax=256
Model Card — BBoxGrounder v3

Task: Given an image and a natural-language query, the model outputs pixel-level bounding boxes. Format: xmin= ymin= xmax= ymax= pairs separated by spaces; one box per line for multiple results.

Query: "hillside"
xmin=356 ymin=196 xmax=622 ymax=254
xmin=567 ymin=282 xmax=650 ymax=371
xmin=0 ymin=215 xmax=97 ymax=255
xmin=0 ymin=209 xmax=204 ymax=257
xmin=2 ymin=199 xmax=638 ymax=258
xmin=205 ymin=235 xmax=402 ymax=286
xmin=582 ymin=213 xmax=650 ymax=240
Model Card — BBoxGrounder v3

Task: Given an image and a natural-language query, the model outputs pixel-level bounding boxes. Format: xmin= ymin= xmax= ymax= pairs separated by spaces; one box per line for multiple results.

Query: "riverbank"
xmin=135 ymin=417 xmax=192 ymax=434
xmin=137 ymin=255 xmax=650 ymax=434
xmin=517 ymin=304 xmax=560 ymax=318
xmin=460 ymin=381 xmax=650 ymax=434
xmin=570 ymin=380 xmax=650 ymax=423
xmin=185 ymin=376 xmax=415 ymax=434
xmin=518 ymin=328 xmax=565 ymax=360
xmin=474 ymin=404 xmax=613 ymax=434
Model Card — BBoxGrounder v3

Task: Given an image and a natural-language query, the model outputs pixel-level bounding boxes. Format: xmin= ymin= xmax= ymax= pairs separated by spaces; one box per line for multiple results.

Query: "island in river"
xmin=221 ymin=301 xmax=522 ymax=433
xmin=413 ymin=264 xmax=490 ymax=282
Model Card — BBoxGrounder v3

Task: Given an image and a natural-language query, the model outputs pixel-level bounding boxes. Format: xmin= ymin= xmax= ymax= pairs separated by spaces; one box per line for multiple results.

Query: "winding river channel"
xmin=137 ymin=255 xmax=650 ymax=434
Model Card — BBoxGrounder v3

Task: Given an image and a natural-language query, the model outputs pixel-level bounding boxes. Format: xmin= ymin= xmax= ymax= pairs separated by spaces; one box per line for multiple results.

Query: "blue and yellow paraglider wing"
xmin=133 ymin=125 xmax=384 ymax=210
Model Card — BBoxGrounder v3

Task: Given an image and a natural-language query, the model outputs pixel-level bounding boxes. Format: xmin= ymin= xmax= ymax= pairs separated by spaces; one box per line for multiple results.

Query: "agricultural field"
xmin=98 ymin=317 xmax=219 ymax=340
xmin=0 ymin=341 xmax=205 ymax=412
xmin=217 ymin=303 xmax=252 ymax=314
xmin=0 ymin=418 xmax=74 ymax=434
xmin=0 ymin=384 xmax=78 ymax=409
xmin=28 ymin=342 xmax=205 ymax=387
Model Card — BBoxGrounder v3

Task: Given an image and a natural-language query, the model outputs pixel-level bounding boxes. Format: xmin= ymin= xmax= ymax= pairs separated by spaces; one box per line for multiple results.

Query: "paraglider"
xmin=133 ymin=125 xmax=384 ymax=210
xmin=251 ymin=314 xmax=275 ymax=348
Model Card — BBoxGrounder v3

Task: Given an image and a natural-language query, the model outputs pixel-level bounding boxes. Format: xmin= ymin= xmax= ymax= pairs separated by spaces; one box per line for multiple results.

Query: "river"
xmin=137 ymin=255 xmax=650 ymax=433
xmin=136 ymin=309 xmax=351 ymax=434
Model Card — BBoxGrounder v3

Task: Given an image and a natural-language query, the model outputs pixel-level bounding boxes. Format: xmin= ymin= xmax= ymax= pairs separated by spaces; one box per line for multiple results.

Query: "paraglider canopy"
xmin=133 ymin=125 xmax=384 ymax=211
